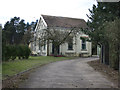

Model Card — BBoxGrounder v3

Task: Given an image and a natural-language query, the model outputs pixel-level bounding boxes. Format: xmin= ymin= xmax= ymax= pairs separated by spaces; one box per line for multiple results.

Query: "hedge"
xmin=2 ymin=44 xmax=31 ymax=61
xmin=104 ymin=18 xmax=120 ymax=70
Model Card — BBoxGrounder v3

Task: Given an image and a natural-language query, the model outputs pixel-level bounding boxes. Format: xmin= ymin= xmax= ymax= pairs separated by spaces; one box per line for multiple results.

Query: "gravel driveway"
xmin=19 ymin=57 xmax=116 ymax=88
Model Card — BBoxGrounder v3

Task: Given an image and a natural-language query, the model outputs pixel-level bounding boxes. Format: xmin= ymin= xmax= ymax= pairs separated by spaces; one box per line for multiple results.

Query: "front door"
xmin=52 ymin=44 xmax=60 ymax=55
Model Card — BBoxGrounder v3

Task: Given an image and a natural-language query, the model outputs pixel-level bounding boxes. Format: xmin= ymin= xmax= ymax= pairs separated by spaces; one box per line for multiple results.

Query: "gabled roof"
xmin=41 ymin=15 xmax=88 ymax=28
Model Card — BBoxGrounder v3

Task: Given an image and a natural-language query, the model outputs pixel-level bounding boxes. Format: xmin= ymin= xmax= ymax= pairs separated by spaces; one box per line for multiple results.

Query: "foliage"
xmin=21 ymin=20 xmax=38 ymax=45
xmin=40 ymin=27 xmax=81 ymax=56
xmin=16 ymin=45 xmax=23 ymax=59
xmin=2 ymin=45 xmax=17 ymax=61
xmin=86 ymin=2 xmax=120 ymax=70
xmin=2 ymin=17 xmax=25 ymax=45
xmin=2 ymin=17 xmax=38 ymax=45
xmin=2 ymin=45 xmax=11 ymax=61
xmin=2 ymin=45 xmax=31 ymax=61
xmin=10 ymin=45 xmax=17 ymax=60
xmin=86 ymin=2 xmax=120 ymax=45
xmin=16 ymin=45 xmax=31 ymax=59
xmin=2 ymin=17 xmax=37 ymax=61
xmin=104 ymin=18 xmax=120 ymax=70
xmin=23 ymin=45 xmax=31 ymax=59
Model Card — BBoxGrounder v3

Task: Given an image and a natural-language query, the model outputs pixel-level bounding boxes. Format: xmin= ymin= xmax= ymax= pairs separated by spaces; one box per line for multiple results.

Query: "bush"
xmin=2 ymin=45 xmax=10 ymax=61
xmin=10 ymin=45 xmax=17 ymax=60
xmin=104 ymin=18 xmax=120 ymax=70
xmin=2 ymin=45 xmax=16 ymax=61
xmin=17 ymin=45 xmax=31 ymax=59
xmin=17 ymin=45 xmax=25 ymax=59
xmin=2 ymin=45 xmax=6 ymax=61
xmin=24 ymin=45 xmax=31 ymax=59
xmin=2 ymin=44 xmax=31 ymax=61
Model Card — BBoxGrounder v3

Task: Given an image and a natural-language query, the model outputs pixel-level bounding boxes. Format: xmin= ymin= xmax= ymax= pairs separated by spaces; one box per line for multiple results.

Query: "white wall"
xmin=48 ymin=33 xmax=92 ymax=57
xmin=30 ymin=16 xmax=92 ymax=57
xmin=30 ymin=15 xmax=48 ymax=56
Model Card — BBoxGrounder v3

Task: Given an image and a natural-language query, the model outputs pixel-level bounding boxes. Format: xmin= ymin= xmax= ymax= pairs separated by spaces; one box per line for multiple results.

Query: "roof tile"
xmin=41 ymin=15 xmax=88 ymax=28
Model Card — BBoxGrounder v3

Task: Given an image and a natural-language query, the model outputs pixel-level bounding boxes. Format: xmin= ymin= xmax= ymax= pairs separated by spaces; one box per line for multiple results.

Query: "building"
xmin=29 ymin=15 xmax=92 ymax=57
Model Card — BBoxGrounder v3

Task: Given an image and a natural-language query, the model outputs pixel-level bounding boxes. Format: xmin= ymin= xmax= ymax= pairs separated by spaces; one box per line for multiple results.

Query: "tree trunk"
xmin=119 ymin=44 xmax=120 ymax=71
xmin=92 ymin=43 xmax=97 ymax=55
xmin=105 ymin=43 xmax=109 ymax=65
xmin=101 ymin=43 xmax=109 ymax=65
xmin=54 ymin=46 xmax=58 ymax=56
xmin=100 ymin=45 xmax=104 ymax=63
xmin=118 ymin=44 xmax=120 ymax=88
xmin=47 ymin=40 xmax=49 ymax=56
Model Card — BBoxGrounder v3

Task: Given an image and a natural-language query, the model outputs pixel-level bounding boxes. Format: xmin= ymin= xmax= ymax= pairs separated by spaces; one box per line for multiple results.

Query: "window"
xmin=81 ymin=39 xmax=86 ymax=50
xmin=35 ymin=37 xmax=36 ymax=46
xmin=43 ymin=41 xmax=46 ymax=50
xmin=39 ymin=39 xmax=40 ymax=50
xmin=68 ymin=38 xmax=73 ymax=50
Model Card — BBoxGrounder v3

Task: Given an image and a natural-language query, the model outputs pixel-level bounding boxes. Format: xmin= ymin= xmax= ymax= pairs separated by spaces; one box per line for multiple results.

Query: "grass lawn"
xmin=2 ymin=56 xmax=75 ymax=80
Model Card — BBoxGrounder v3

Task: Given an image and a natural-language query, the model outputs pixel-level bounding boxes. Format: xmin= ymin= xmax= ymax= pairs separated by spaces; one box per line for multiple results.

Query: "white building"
xmin=29 ymin=15 xmax=92 ymax=57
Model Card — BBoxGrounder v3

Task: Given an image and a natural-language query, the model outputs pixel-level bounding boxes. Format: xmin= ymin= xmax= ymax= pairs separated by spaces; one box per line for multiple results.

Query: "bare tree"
xmin=39 ymin=27 xmax=81 ymax=56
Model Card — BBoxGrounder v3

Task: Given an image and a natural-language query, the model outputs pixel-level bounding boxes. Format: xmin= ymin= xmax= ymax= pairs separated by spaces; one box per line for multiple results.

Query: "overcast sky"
xmin=0 ymin=0 xmax=97 ymax=27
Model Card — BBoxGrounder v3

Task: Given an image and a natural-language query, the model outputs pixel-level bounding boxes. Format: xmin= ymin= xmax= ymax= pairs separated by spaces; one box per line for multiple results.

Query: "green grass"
xmin=2 ymin=56 xmax=74 ymax=80
xmin=0 ymin=63 xmax=2 ymax=80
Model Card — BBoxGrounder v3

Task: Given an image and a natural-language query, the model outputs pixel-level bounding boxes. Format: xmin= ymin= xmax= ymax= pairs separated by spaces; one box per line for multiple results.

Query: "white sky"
xmin=0 ymin=0 xmax=97 ymax=27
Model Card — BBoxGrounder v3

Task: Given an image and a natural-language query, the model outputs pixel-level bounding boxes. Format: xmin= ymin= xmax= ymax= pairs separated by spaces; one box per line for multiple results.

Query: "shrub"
xmin=2 ymin=44 xmax=31 ymax=61
xmin=2 ymin=45 xmax=12 ymax=61
xmin=10 ymin=45 xmax=17 ymax=60
xmin=17 ymin=45 xmax=23 ymax=59
xmin=24 ymin=45 xmax=31 ymax=59
xmin=2 ymin=45 xmax=5 ymax=61
xmin=2 ymin=45 xmax=8 ymax=61
xmin=104 ymin=18 xmax=120 ymax=70
xmin=17 ymin=45 xmax=31 ymax=59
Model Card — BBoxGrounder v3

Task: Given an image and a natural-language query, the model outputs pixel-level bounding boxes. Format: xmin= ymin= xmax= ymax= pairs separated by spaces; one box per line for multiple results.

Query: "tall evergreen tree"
xmin=2 ymin=17 xmax=26 ymax=45
xmin=86 ymin=2 xmax=120 ymax=66
xmin=87 ymin=2 xmax=120 ymax=45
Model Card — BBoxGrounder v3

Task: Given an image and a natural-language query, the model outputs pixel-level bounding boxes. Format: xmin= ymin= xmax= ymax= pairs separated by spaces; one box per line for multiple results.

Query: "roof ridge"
xmin=41 ymin=14 xmax=88 ymax=28
xmin=41 ymin=14 xmax=84 ymax=20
